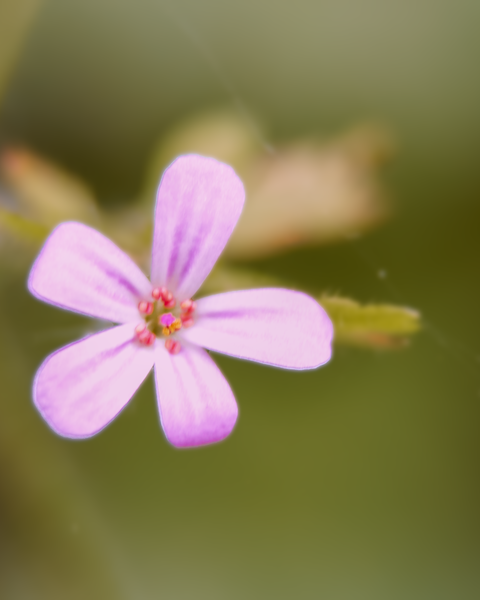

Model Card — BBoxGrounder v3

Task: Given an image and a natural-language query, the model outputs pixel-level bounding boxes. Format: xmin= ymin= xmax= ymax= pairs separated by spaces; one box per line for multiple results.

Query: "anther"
xmin=180 ymin=315 xmax=194 ymax=328
xmin=135 ymin=323 xmax=155 ymax=346
xmin=165 ymin=338 xmax=181 ymax=355
xmin=135 ymin=323 xmax=146 ymax=336
xmin=180 ymin=299 xmax=196 ymax=313
xmin=161 ymin=287 xmax=173 ymax=302
xmin=138 ymin=300 xmax=154 ymax=315
xmin=153 ymin=286 xmax=174 ymax=306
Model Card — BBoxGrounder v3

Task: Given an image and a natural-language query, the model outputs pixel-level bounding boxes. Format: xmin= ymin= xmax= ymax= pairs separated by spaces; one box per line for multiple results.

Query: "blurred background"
xmin=0 ymin=1 xmax=479 ymax=598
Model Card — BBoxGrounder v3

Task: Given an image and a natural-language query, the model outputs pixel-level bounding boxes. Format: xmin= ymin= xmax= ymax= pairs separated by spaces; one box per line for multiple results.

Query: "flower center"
xmin=134 ymin=287 xmax=196 ymax=354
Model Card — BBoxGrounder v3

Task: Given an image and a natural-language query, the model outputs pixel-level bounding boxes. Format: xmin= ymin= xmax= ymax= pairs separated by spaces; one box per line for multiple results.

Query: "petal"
xmin=33 ymin=323 xmax=154 ymax=438
xmin=154 ymin=343 xmax=238 ymax=448
xmin=180 ymin=288 xmax=333 ymax=369
xmin=28 ymin=221 xmax=152 ymax=323
xmin=151 ymin=154 xmax=244 ymax=300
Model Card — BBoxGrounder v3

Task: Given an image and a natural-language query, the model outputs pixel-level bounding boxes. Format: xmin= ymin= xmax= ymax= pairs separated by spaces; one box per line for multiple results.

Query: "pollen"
xmin=160 ymin=312 xmax=182 ymax=336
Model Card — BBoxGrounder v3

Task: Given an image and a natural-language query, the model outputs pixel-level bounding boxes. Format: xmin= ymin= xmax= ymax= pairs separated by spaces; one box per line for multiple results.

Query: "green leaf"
xmin=319 ymin=295 xmax=421 ymax=349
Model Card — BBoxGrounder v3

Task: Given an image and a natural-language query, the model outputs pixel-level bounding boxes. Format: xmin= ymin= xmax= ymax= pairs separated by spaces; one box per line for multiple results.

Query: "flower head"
xmin=28 ymin=155 xmax=333 ymax=447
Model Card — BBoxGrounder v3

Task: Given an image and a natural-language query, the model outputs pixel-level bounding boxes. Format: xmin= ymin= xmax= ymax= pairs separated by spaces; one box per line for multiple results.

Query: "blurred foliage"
xmin=144 ymin=110 xmax=392 ymax=259
xmin=0 ymin=147 xmax=152 ymax=267
xmin=0 ymin=0 xmax=43 ymax=102
xmin=0 ymin=272 xmax=125 ymax=599
xmin=1 ymin=148 xmax=99 ymax=226
xmin=2 ymin=1 xmax=480 ymax=598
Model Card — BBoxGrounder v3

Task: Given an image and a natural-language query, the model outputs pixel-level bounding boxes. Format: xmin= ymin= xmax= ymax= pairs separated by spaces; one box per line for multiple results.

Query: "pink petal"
xmin=151 ymin=155 xmax=244 ymax=300
xmin=154 ymin=343 xmax=238 ymax=448
xmin=33 ymin=323 xmax=154 ymax=438
xmin=29 ymin=222 xmax=152 ymax=323
xmin=180 ymin=288 xmax=333 ymax=369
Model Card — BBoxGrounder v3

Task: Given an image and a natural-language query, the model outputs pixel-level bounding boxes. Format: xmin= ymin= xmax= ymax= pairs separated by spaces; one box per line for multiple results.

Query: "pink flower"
xmin=28 ymin=155 xmax=333 ymax=447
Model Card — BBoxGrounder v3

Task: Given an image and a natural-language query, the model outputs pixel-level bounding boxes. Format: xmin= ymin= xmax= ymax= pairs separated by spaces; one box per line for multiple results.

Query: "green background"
xmin=1 ymin=1 xmax=479 ymax=598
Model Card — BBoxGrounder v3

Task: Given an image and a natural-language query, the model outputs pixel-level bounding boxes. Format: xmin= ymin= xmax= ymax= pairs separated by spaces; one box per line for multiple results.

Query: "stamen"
xmin=138 ymin=300 xmax=154 ymax=315
xmin=136 ymin=289 xmax=194 ymax=349
xmin=180 ymin=315 xmax=194 ymax=328
xmin=135 ymin=323 xmax=155 ymax=346
xmin=165 ymin=338 xmax=181 ymax=355
xmin=161 ymin=287 xmax=173 ymax=302
xmin=135 ymin=323 xmax=146 ymax=336
xmin=180 ymin=299 xmax=196 ymax=313
xmin=179 ymin=299 xmax=196 ymax=328
xmin=152 ymin=286 xmax=176 ymax=307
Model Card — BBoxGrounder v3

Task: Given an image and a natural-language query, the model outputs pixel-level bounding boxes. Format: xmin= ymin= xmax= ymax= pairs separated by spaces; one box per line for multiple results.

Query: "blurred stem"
xmin=0 ymin=205 xmax=49 ymax=242
xmin=0 ymin=0 xmax=44 ymax=106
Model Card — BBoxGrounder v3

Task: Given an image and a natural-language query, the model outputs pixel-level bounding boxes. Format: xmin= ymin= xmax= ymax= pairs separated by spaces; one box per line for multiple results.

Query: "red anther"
xmin=164 ymin=298 xmax=176 ymax=308
xmin=134 ymin=323 xmax=146 ymax=336
xmin=158 ymin=287 xmax=172 ymax=301
xmin=152 ymin=287 xmax=162 ymax=300
xmin=165 ymin=338 xmax=181 ymax=355
xmin=135 ymin=324 xmax=156 ymax=346
xmin=138 ymin=329 xmax=151 ymax=344
xmin=180 ymin=299 xmax=196 ymax=313
xmin=138 ymin=300 xmax=154 ymax=315
xmin=181 ymin=316 xmax=194 ymax=328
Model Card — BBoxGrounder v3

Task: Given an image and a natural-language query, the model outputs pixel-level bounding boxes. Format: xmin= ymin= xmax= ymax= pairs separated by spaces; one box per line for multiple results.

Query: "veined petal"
xmin=151 ymin=155 xmax=244 ymax=300
xmin=33 ymin=323 xmax=154 ymax=438
xmin=154 ymin=343 xmax=238 ymax=448
xmin=28 ymin=222 xmax=152 ymax=323
xmin=180 ymin=288 xmax=333 ymax=369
